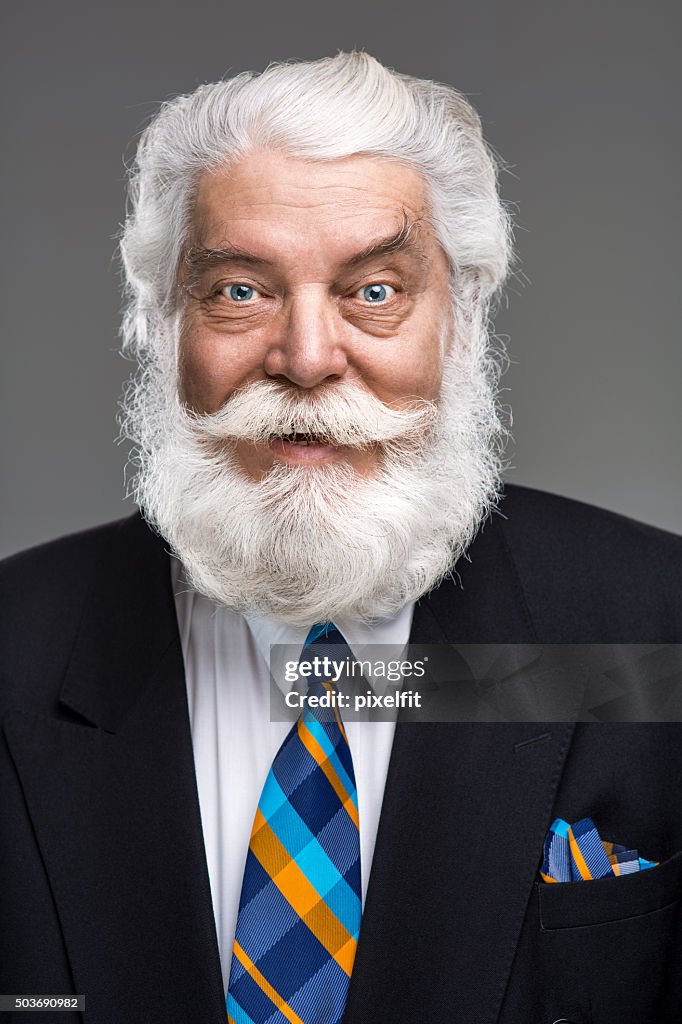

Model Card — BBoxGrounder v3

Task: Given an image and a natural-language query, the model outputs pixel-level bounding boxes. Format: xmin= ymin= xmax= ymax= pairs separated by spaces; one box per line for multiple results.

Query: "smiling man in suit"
xmin=1 ymin=52 xmax=681 ymax=1024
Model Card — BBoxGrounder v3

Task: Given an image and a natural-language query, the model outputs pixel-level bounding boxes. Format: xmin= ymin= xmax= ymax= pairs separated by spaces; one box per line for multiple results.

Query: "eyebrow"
xmin=346 ymin=213 xmax=426 ymax=267
xmin=182 ymin=211 xmax=427 ymax=286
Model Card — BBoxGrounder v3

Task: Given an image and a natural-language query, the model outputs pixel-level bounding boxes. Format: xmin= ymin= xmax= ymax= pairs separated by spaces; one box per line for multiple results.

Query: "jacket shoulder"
xmin=500 ymin=484 xmax=682 ymax=555
xmin=1 ymin=517 xmax=132 ymax=607
xmin=0 ymin=517 xmax=136 ymax=711
xmin=498 ymin=484 xmax=682 ymax=639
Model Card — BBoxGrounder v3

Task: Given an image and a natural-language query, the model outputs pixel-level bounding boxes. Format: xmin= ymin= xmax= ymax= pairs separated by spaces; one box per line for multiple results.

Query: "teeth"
xmin=284 ymin=434 xmax=321 ymax=446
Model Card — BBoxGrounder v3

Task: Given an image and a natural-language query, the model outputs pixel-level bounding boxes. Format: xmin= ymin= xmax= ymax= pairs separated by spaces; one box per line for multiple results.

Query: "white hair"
xmin=120 ymin=51 xmax=512 ymax=362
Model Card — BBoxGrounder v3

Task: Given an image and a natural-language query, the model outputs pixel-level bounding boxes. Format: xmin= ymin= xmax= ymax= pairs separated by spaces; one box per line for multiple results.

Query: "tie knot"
xmin=301 ymin=622 xmax=352 ymax=692
xmin=299 ymin=623 xmax=353 ymax=726
xmin=304 ymin=621 xmax=346 ymax=648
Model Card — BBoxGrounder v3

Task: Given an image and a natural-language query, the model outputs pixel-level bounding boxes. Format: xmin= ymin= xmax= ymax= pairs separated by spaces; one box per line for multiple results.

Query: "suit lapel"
xmin=344 ymin=513 xmax=577 ymax=1024
xmin=3 ymin=516 xmax=226 ymax=1022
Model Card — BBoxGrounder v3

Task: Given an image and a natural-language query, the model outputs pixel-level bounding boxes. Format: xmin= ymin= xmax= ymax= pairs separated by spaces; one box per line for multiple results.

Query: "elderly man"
xmin=1 ymin=53 xmax=681 ymax=1024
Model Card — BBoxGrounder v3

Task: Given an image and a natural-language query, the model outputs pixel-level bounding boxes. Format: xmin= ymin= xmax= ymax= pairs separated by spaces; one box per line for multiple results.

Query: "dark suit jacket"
xmin=1 ymin=485 xmax=682 ymax=1024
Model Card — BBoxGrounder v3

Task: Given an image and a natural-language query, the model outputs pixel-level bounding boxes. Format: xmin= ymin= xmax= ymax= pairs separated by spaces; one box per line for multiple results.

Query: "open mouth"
xmin=267 ymin=433 xmax=344 ymax=464
xmin=277 ymin=432 xmax=333 ymax=447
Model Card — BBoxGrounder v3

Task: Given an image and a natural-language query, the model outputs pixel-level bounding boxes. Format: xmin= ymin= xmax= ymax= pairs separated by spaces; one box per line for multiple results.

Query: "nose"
xmin=262 ymin=287 xmax=350 ymax=389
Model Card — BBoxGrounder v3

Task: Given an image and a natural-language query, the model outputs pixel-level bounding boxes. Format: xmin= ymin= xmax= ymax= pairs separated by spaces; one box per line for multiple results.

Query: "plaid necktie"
xmin=226 ymin=622 xmax=361 ymax=1024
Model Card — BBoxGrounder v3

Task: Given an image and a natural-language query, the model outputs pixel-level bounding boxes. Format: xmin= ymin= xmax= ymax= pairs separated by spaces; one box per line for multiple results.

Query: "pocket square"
xmin=541 ymin=817 xmax=658 ymax=883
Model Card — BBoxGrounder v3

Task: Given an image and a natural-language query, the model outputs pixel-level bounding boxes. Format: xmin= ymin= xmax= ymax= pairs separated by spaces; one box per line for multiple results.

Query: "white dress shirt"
xmin=172 ymin=559 xmax=414 ymax=990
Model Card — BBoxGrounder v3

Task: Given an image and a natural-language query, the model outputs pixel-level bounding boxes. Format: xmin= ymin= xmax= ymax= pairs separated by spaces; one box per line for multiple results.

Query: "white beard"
xmin=121 ymin=322 xmax=505 ymax=627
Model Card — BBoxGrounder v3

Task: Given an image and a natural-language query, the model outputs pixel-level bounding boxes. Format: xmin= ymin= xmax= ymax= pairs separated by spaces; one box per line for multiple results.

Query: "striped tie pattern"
xmin=226 ymin=623 xmax=361 ymax=1024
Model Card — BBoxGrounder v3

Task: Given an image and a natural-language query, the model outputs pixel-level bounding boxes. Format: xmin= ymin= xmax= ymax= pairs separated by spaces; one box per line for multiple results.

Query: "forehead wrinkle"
xmin=183 ymin=213 xmax=429 ymax=284
xmin=199 ymin=164 xmax=425 ymax=203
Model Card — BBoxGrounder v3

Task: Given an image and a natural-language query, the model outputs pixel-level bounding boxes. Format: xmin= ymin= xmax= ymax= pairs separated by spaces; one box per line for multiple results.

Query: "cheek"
xmin=178 ymin=323 xmax=259 ymax=412
xmin=364 ymin=340 xmax=443 ymax=404
xmin=413 ymin=348 xmax=443 ymax=399
xmin=365 ymin=291 xmax=450 ymax=403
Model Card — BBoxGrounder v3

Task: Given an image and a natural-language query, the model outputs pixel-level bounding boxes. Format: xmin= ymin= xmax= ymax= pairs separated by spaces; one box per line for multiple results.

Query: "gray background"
xmin=1 ymin=0 xmax=680 ymax=558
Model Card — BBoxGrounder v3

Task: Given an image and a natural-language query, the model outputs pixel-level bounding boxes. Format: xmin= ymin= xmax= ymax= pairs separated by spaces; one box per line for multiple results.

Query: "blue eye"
xmin=227 ymin=283 xmax=256 ymax=301
xmin=360 ymin=283 xmax=395 ymax=303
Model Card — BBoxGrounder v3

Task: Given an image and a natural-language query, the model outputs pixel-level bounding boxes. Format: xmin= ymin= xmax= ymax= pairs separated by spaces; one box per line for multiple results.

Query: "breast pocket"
xmin=537 ymin=850 xmax=682 ymax=1024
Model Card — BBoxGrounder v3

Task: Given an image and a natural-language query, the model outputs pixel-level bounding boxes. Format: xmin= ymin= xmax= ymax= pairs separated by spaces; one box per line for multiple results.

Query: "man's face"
xmin=178 ymin=150 xmax=452 ymax=480
xmin=125 ymin=148 xmax=502 ymax=624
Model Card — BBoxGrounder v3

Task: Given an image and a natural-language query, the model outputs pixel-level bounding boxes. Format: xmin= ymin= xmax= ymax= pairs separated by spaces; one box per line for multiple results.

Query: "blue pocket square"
xmin=541 ymin=817 xmax=657 ymax=883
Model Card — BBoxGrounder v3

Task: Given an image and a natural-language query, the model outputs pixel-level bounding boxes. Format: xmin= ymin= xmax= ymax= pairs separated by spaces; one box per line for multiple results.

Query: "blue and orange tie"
xmin=226 ymin=623 xmax=361 ymax=1024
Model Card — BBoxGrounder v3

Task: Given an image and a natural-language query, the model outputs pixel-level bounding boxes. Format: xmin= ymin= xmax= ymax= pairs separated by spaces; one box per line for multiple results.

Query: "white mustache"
xmin=190 ymin=379 xmax=438 ymax=447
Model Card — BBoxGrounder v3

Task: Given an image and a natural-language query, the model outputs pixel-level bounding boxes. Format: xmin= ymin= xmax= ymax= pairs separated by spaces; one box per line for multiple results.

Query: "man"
xmin=1 ymin=52 xmax=681 ymax=1024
